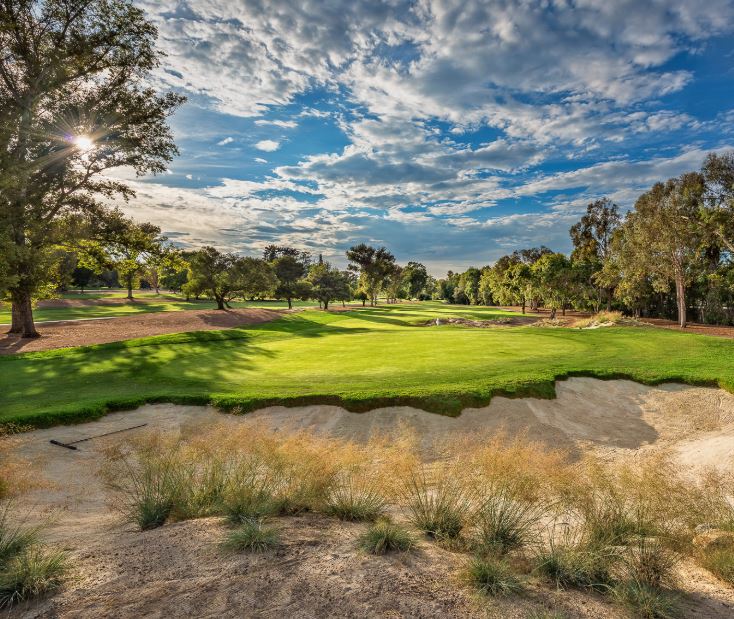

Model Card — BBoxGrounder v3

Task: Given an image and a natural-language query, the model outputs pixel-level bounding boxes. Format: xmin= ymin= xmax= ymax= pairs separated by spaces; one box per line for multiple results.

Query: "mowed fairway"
xmin=1 ymin=302 xmax=733 ymax=427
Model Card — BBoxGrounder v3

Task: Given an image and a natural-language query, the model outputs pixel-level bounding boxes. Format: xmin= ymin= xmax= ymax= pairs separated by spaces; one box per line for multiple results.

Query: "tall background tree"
xmin=346 ymin=244 xmax=395 ymax=306
xmin=614 ymin=174 xmax=705 ymax=328
xmin=271 ymin=252 xmax=312 ymax=309
xmin=186 ymin=246 xmax=275 ymax=310
xmin=307 ymin=261 xmax=350 ymax=310
xmin=570 ymin=198 xmax=621 ymax=311
xmin=0 ymin=0 xmax=184 ymax=336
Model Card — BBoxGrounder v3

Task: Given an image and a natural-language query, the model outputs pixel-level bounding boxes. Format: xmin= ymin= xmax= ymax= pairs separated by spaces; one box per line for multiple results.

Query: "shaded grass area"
xmin=0 ymin=297 xmax=316 ymax=323
xmin=1 ymin=302 xmax=733 ymax=427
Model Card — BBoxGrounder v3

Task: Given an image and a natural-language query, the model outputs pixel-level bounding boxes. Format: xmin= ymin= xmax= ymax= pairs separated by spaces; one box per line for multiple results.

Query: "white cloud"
xmin=255 ymin=140 xmax=280 ymax=152
xmin=254 ymin=119 xmax=298 ymax=128
xmin=254 ymin=157 xmax=268 ymax=163
xmin=185 ymin=174 xmax=193 ymax=180
xmin=217 ymin=137 xmax=234 ymax=145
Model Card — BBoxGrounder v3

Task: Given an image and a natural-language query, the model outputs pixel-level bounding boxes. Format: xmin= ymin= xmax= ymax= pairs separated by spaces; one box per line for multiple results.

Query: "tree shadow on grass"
xmin=0 ymin=332 xmax=278 ymax=426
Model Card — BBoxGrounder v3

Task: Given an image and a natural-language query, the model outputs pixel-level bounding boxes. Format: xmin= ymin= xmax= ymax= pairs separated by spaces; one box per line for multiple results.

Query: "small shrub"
xmin=403 ymin=472 xmax=470 ymax=539
xmin=358 ymin=520 xmax=415 ymax=555
xmin=0 ymin=547 xmax=68 ymax=609
xmin=473 ymin=489 xmax=546 ymax=555
xmin=464 ymin=555 xmax=523 ymax=597
xmin=325 ymin=477 xmax=385 ymax=521
xmin=221 ymin=519 xmax=280 ymax=553
xmin=612 ymin=581 xmax=679 ymax=619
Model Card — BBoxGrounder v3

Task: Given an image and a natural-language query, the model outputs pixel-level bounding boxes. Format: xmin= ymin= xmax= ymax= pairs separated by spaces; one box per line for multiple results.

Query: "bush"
xmin=358 ymin=520 xmax=415 ymax=555
xmin=472 ymin=488 xmax=546 ymax=555
xmin=221 ymin=519 xmax=280 ymax=553
xmin=464 ymin=555 xmax=523 ymax=597
xmin=325 ymin=476 xmax=385 ymax=521
xmin=403 ymin=472 xmax=470 ymax=539
xmin=0 ymin=547 xmax=68 ymax=609
xmin=612 ymin=581 xmax=679 ymax=619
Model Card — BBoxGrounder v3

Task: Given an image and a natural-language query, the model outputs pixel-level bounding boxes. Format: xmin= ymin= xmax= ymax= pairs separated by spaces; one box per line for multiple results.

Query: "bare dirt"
xmin=500 ymin=306 xmax=734 ymax=339
xmin=0 ymin=308 xmax=282 ymax=355
xmin=5 ymin=378 xmax=734 ymax=618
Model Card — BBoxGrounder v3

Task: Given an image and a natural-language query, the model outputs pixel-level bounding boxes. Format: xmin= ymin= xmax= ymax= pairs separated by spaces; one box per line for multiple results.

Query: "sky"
xmin=120 ymin=0 xmax=734 ymax=275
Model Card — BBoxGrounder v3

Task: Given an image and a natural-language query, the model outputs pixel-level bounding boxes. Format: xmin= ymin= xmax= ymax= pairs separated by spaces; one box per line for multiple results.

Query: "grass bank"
xmin=1 ymin=303 xmax=733 ymax=427
xmin=0 ymin=297 xmax=316 ymax=324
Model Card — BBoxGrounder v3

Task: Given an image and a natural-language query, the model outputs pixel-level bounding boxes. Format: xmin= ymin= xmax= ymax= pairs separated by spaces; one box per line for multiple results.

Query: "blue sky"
xmin=122 ymin=0 xmax=734 ymax=275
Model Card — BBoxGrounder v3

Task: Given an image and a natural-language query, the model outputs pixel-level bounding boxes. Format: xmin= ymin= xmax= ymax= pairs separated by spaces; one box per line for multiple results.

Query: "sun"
xmin=74 ymin=135 xmax=94 ymax=152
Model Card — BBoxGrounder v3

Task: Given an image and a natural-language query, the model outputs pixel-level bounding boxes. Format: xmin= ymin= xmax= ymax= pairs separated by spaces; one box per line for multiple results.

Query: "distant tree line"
xmin=436 ymin=152 xmax=734 ymax=328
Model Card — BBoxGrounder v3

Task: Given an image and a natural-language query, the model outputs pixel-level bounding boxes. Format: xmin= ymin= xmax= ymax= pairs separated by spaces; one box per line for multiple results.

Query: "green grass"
xmin=0 ymin=296 xmax=317 ymax=323
xmin=1 ymin=302 xmax=733 ymax=427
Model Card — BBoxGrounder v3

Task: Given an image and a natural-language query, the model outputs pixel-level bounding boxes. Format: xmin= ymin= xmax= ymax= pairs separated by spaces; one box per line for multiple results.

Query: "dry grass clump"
xmin=325 ymin=474 xmax=386 ymax=521
xmin=0 ymin=425 xmax=38 ymax=501
xmin=463 ymin=554 xmax=523 ymax=597
xmin=102 ymin=423 xmax=414 ymax=530
xmin=101 ymin=423 xmax=732 ymax=616
xmin=0 ymin=495 xmax=68 ymax=609
xmin=402 ymin=469 xmax=473 ymax=540
xmin=221 ymin=519 xmax=280 ymax=553
xmin=357 ymin=520 xmax=415 ymax=554
xmin=533 ymin=526 xmax=617 ymax=592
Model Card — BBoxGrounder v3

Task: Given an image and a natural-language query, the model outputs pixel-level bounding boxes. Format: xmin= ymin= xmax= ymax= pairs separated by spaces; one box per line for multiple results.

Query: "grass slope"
xmin=1 ymin=303 xmax=732 ymax=427
xmin=0 ymin=297 xmax=315 ymax=323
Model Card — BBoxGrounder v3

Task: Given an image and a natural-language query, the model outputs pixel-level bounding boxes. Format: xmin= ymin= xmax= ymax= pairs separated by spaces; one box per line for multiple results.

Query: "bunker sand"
xmin=9 ymin=378 xmax=734 ymax=618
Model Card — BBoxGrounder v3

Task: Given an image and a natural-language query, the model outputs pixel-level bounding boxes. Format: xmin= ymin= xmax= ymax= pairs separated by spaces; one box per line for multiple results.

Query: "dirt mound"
xmin=0 ymin=308 xmax=282 ymax=355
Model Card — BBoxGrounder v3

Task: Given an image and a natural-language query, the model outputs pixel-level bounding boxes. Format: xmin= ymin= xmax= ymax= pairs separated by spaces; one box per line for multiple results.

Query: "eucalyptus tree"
xmin=0 ymin=0 xmax=184 ymax=336
xmin=78 ymin=216 xmax=167 ymax=300
xmin=620 ymin=173 xmax=706 ymax=328
xmin=187 ymin=246 xmax=276 ymax=310
xmin=569 ymin=198 xmax=621 ymax=310
xmin=272 ymin=254 xmax=312 ymax=309
xmin=402 ymin=261 xmax=428 ymax=299
xmin=346 ymin=243 xmax=395 ymax=306
xmin=307 ymin=261 xmax=351 ymax=310
xmin=701 ymin=151 xmax=734 ymax=255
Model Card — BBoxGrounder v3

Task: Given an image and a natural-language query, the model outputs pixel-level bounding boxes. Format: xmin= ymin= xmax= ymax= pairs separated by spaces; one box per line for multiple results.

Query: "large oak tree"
xmin=0 ymin=0 xmax=184 ymax=336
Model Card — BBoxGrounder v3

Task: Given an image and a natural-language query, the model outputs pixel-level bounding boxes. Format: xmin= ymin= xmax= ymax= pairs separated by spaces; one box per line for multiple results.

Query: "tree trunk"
xmin=362 ymin=299 xmax=366 ymax=306
xmin=126 ymin=275 xmax=134 ymax=300
xmin=521 ymin=299 xmax=526 ymax=314
xmin=287 ymin=298 xmax=292 ymax=309
xmin=8 ymin=290 xmax=39 ymax=338
xmin=323 ymin=299 xmax=329 ymax=310
xmin=550 ymin=308 xmax=557 ymax=319
xmin=675 ymin=274 xmax=687 ymax=328
xmin=215 ymin=296 xmax=225 ymax=310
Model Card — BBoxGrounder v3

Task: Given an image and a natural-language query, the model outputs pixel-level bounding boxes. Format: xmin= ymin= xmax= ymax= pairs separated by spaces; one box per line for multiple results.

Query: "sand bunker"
xmin=8 ymin=377 xmax=734 ymax=618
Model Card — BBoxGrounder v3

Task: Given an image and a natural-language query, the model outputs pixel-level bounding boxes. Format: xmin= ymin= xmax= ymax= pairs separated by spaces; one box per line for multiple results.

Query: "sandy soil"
xmin=500 ymin=306 xmax=734 ymax=339
xmin=0 ymin=308 xmax=282 ymax=355
xmin=5 ymin=378 xmax=734 ymax=618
